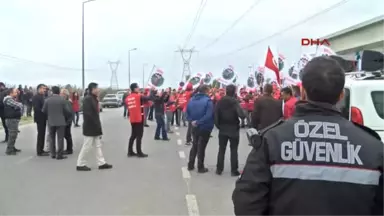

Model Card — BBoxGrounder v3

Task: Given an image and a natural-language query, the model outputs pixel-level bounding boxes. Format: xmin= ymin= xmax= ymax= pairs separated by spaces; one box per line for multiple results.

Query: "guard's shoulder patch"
xmin=353 ymin=122 xmax=381 ymax=141
xmin=259 ymin=118 xmax=285 ymax=136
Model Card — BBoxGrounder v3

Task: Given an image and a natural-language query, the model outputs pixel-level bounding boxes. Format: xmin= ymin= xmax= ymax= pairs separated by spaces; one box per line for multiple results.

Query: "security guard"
xmin=232 ymin=56 xmax=383 ymax=215
xmin=126 ymin=83 xmax=153 ymax=158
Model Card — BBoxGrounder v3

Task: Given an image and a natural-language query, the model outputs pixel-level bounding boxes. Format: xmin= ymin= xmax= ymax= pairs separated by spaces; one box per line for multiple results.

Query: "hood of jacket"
xmin=3 ymin=95 xmax=13 ymax=103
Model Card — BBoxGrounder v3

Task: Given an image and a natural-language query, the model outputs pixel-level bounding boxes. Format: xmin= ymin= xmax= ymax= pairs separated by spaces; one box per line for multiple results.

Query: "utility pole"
xmin=142 ymin=63 xmax=148 ymax=88
xmin=128 ymin=48 xmax=138 ymax=86
xmin=175 ymin=47 xmax=197 ymax=82
xmin=108 ymin=61 xmax=120 ymax=90
xmin=81 ymin=0 xmax=97 ymax=91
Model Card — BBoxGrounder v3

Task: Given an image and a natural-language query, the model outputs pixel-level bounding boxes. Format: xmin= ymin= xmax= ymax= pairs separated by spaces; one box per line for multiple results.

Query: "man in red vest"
xmin=125 ymin=83 xmax=153 ymax=158
xmin=184 ymin=83 xmax=194 ymax=145
xmin=177 ymin=89 xmax=187 ymax=127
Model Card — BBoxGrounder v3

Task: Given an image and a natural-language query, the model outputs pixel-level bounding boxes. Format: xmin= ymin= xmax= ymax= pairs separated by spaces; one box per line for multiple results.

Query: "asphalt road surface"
xmin=0 ymin=107 xmax=252 ymax=215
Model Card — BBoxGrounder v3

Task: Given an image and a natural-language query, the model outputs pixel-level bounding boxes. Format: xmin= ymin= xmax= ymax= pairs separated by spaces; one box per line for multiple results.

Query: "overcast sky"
xmin=0 ymin=0 xmax=383 ymax=88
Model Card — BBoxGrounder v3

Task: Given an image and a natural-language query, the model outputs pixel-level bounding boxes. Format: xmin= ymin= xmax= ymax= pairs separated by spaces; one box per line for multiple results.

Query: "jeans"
xmin=186 ymin=121 xmax=193 ymax=143
xmin=143 ymin=107 xmax=149 ymax=125
xmin=165 ymin=110 xmax=173 ymax=132
xmin=73 ymin=112 xmax=79 ymax=125
xmin=155 ymin=115 xmax=168 ymax=139
xmin=177 ymin=109 xmax=186 ymax=126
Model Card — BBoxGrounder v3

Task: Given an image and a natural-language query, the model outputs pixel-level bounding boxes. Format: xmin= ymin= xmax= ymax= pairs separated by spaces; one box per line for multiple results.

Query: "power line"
xmin=214 ymin=0 xmax=350 ymax=57
xmin=183 ymin=0 xmax=208 ymax=48
xmin=0 ymin=53 xmax=96 ymax=71
xmin=201 ymin=0 xmax=262 ymax=50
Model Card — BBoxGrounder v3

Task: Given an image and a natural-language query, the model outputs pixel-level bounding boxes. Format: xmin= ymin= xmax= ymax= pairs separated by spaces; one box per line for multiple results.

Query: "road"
xmin=0 ymin=108 xmax=252 ymax=215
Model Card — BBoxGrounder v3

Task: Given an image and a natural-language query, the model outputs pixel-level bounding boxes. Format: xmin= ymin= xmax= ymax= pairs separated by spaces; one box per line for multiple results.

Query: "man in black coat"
xmin=251 ymin=83 xmax=283 ymax=130
xmin=32 ymin=84 xmax=49 ymax=156
xmin=0 ymin=82 xmax=9 ymax=143
xmin=76 ymin=82 xmax=112 ymax=171
xmin=214 ymin=84 xmax=245 ymax=176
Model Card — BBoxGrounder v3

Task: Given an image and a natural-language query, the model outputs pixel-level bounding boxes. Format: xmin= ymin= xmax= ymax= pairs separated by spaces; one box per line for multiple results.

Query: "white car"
xmin=337 ymin=72 xmax=384 ymax=141
xmin=102 ymin=94 xmax=121 ymax=108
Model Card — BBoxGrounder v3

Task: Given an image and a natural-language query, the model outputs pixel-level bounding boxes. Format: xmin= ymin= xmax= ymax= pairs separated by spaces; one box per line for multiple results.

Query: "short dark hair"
xmin=281 ymin=87 xmax=292 ymax=96
xmin=51 ymin=86 xmax=60 ymax=94
xmin=226 ymin=84 xmax=236 ymax=97
xmin=5 ymin=88 xmax=13 ymax=96
xmin=37 ymin=84 xmax=46 ymax=90
xmin=263 ymin=84 xmax=273 ymax=95
xmin=302 ymin=56 xmax=345 ymax=104
xmin=198 ymin=84 xmax=210 ymax=93
xmin=88 ymin=82 xmax=98 ymax=94
xmin=0 ymin=82 xmax=5 ymax=88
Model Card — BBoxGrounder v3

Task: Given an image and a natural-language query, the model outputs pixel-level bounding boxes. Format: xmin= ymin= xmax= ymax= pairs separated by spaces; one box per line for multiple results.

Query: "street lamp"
xmin=128 ymin=48 xmax=138 ymax=86
xmin=82 ymin=0 xmax=97 ymax=91
xmin=142 ymin=63 xmax=148 ymax=88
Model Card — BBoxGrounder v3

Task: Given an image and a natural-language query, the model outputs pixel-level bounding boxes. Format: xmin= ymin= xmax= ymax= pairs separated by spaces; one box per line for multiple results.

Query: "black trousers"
xmin=148 ymin=106 xmax=154 ymax=120
xmin=64 ymin=124 xmax=73 ymax=151
xmin=49 ymin=126 xmax=65 ymax=157
xmin=171 ymin=110 xmax=179 ymax=126
xmin=36 ymin=121 xmax=46 ymax=154
xmin=216 ymin=134 xmax=239 ymax=172
xmin=26 ymin=103 xmax=32 ymax=117
xmin=128 ymin=122 xmax=144 ymax=154
xmin=123 ymin=105 xmax=128 ymax=117
xmin=1 ymin=116 xmax=8 ymax=141
xmin=188 ymin=127 xmax=211 ymax=170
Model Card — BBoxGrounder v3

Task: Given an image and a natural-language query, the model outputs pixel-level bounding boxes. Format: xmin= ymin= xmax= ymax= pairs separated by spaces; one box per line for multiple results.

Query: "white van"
xmin=337 ymin=73 xmax=384 ymax=141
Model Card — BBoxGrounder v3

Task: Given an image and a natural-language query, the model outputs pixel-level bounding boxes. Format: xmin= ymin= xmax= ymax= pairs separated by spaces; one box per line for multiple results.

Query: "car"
xmin=336 ymin=72 xmax=384 ymax=141
xmin=102 ymin=94 xmax=121 ymax=108
xmin=116 ymin=90 xmax=127 ymax=105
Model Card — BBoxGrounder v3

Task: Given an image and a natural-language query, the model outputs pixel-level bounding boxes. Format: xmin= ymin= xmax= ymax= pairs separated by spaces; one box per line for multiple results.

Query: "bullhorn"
xmin=329 ymin=50 xmax=383 ymax=72
xmin=360 ymin=50 xmax=383 ymax=71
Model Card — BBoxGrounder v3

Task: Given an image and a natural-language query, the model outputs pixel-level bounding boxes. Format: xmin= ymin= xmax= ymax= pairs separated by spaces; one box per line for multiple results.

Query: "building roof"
xmin=322 ymin=15 xmax=384 ymax=40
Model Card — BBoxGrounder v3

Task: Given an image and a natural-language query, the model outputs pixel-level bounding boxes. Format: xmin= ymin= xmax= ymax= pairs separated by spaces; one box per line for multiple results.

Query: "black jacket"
xmin=82 ymin=94 xmax=102 ymax=136
xmin=0 ymin=89 xmax=7 ymax=117
xmin=32 ymin=93 xmax=47 ymax=123
xmin=3 ymin=96 xmax=22 ymax=119
xmin=214 ymin=95 xmax=245 ymax=137
xmin=233 ymin=101 xmax=383 ymax=215
xmin=153 ymin=92 xmax=169 ymax=117
xmin=252 ymin=94 xmax=283 ymax=130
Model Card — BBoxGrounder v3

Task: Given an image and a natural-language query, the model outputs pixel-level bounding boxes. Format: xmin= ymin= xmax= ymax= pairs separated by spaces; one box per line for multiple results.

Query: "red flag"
xmin=264 ymin=46 xmax=280 ymax=84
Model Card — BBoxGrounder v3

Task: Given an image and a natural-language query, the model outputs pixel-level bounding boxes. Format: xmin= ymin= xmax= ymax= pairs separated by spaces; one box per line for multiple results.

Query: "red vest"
xmin=126 ymin=93 xmax=143 ymax=123
xmin=168 ymin=95 xmax=176 ymax=112
xmin=247 ymin=97 xmax=254 ymax=111
xmin=178 ymin=93 xmax=187 ymax=109
xmin=182 ymin=91 xmax=192 ymax=112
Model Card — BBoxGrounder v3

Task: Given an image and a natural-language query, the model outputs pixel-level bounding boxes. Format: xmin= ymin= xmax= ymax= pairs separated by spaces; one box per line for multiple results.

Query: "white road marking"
xmin=177 ymin=139 xmax=182 ymax=145
xmin=175 ymin=127 xmax=179 ymax=130
xmin=15 ymin=156 xmax=34 ymax=165
xmin=179 ymin=151 xmax=186 ymax=159
xmin=181 ymin=167 xmax=191 ymax=179
xmin=186 ymin=194 xmax=200 ymax=216
xmin=175 ymin=132 xmax=180 ymax=136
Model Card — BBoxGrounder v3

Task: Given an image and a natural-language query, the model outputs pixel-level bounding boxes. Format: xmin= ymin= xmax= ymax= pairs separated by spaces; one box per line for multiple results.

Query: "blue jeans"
xmin=155 ymin=115 xmax=168 ymax=139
